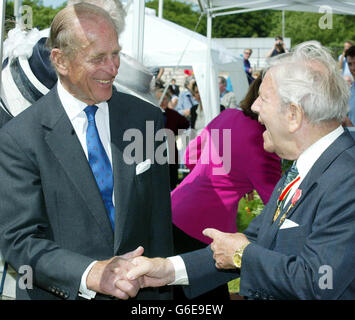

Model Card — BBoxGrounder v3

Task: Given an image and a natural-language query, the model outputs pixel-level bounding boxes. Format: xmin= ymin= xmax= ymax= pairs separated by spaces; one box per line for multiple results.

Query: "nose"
xmin=105 ymin=55 xmax=120 ymax=76
xmin=251 ymin=96 xmax=260 ymax=114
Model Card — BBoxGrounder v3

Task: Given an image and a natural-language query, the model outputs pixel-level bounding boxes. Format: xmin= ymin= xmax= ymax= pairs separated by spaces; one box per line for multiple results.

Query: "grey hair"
xmin=47 ymin=3 xmax=118 ymax=59
xmin=264 ymin=41 xmax=349 ymax=123
xmin=67 ymin=0 xmax=126 ymax=36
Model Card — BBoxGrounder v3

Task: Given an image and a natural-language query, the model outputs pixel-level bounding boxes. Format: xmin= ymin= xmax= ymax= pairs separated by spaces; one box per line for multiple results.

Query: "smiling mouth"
xmin=95 ymin=79 xmax=113 ymax=85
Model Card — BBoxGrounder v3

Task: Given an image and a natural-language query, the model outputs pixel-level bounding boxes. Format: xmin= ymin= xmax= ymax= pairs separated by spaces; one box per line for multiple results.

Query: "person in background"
xmin=170 ymin=74 xmax=281 ymax=300
xmin=266 ymin=36 xmax=289 ymax=58
xmin=242 ymin=48 xmax=254 ymax=84
xmin=155 ymin=88 xmax=189 ymax=190
xmin=167 ymin=85 xmax=179 ymax=109
xmin=189 ymin=81 xmax=206 ymax=137
xmin=175 ymin=75 xmax=198 ymax=119
xmin=170 ymin=78 xmax=180 ymax=96
xmin=338 ymin=40 xmax=353 ymax=81
xmin=218 ymin=76 xmax=237 ymax=109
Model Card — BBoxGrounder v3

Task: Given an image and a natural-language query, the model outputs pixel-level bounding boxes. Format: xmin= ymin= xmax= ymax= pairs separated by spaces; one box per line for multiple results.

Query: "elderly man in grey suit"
xmin=127 ymin=41 xmax=355 ymax=300
xmin=0 ymin=3 xmax=173 ymax=300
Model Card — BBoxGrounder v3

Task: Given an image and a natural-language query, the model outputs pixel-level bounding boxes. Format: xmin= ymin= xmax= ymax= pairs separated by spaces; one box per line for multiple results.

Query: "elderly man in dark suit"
xmin=0 ymin=3 xmax=173 ymax=300
xmin=127 ymin=41 xmax=355 ymax=300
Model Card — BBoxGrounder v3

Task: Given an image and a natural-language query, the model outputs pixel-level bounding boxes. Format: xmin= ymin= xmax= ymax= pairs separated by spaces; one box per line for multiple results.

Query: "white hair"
xmin=67 ymin=0 xmax=126 ymax=36
xmin=265 ymin=41 xmax=349 ymax=123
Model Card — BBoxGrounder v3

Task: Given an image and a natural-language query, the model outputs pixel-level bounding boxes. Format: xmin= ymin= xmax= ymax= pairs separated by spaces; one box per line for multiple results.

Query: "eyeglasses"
xmin=244 ymin=51 xmax=251 ymax=55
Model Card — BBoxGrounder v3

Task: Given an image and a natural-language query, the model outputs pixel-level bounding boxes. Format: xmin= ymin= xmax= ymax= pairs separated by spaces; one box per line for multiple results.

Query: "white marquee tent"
xmin=193 ymin=0 xmax=355 ymax=16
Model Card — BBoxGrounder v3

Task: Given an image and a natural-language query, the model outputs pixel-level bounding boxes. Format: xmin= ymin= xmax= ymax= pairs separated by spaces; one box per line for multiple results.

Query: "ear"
xmin=287 ymin=103 xmax=303 ymax=133
xmin=50 ymin=49 xmax=69 ymax=76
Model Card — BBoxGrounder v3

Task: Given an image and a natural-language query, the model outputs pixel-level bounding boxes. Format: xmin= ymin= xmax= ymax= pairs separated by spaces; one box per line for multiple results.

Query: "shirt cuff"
xmin=167 ymin=256 xmax=189 ymax=285
xmin=78 ymin=260 xmax=97 ymax=299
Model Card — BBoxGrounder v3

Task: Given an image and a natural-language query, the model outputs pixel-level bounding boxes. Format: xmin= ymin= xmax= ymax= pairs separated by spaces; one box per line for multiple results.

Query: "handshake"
xmin=85 ymin=228 xmax=250 ymax=299
xmin=85 ymin=246 xmax=175 ymax=299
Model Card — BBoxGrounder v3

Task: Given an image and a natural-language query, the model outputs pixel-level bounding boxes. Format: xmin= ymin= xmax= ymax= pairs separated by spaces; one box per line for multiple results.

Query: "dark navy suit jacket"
xmin=182 ymin=130 xmax=355 ymax=300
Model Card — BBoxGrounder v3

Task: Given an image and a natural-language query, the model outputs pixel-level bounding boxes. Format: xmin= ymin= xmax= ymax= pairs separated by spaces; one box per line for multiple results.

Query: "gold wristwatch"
xmin=233 ymin=242 xmax=250 ymax=269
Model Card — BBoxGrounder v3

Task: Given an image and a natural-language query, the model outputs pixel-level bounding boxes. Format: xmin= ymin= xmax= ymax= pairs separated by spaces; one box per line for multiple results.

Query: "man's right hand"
xmin=127 ymin=256 xmax=175 ymax=288
xmin=86 ymin=246 xmax=144 ymax=299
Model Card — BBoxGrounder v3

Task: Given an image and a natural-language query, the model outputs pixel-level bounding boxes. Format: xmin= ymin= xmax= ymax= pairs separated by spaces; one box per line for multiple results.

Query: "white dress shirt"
xmin=169 ymin=126 xmax=345 ymax=285
xmin=284 ymin=126 xmax=344 ymax=207
xmin=57 ymin=80 xmax=113 ymax=165
xmin=57 ymin=80 xmax=115 ymax=299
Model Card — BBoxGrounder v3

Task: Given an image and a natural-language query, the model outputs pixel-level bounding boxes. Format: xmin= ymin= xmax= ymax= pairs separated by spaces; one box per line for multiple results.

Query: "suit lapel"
xmin=263 ymin=131 xmax=355 ymax=248
xmin=42 ymin=87 xmax=114 ymax=248
xmin=108 ymin=93 xmax=137 ymax=253
xmin=284 ymin=130 xmax=355 ymax=222
xmin=255 ymin=179 xmax=284 ymax=247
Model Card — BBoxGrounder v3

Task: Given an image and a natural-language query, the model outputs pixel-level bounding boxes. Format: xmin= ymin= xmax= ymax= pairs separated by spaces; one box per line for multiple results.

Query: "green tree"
xmin=209 ymin=10 xmax=276 ymax=38
xmin=268 ymin=11 xmax=355 ymax=55
xmin=146 ymin=1 xmax=278 ymax=38
xmin=146 ymin=0 xmax=206 ymax=34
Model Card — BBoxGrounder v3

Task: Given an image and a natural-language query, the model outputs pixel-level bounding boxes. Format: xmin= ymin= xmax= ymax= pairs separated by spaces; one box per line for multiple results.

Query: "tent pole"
xmin=282 ymin=10 xmax=285 ymax=39
xmin=205 ymin=11 xmax=212 ymax=125
xmin=158 ymin=0 xmax=163 ymax=19
xmin=132 ymin=0 xmax=145 ymax=64
xmin=0 ymin=0 xmax=6 ymax=93
xmin=14 ymin=0 xmax=22 ymax=28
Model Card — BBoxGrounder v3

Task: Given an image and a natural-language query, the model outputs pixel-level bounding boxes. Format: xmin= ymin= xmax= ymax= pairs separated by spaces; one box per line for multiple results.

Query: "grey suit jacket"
xmin=0 ymin=86 xmax=173 ymax=300
xmin=182 ymin=130 xmax=355 ymax=300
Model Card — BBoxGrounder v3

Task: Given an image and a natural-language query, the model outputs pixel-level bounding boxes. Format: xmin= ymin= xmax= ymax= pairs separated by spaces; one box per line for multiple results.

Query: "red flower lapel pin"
xmin=291 ymin=189 xmax=302 ymax=206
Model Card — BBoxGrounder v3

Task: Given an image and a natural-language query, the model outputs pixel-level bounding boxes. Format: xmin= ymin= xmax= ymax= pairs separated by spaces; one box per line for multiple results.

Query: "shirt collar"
xmin=296 ymin=126 xmax=344 ymax=180
xmin=57 ymin=80 xmax=108 ymax=121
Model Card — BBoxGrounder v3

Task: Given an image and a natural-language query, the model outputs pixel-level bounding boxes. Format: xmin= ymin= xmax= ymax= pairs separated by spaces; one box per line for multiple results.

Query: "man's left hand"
xmin=203 ymin=228 xmax=250 ymax=269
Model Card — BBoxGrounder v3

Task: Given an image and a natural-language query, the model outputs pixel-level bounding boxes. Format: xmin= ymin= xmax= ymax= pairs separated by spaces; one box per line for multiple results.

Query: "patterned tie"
xmin=84 ymin=105 xmax=115 ymax=231
xmin=273 ymin=161 xmax=299 ymax=223
xmin=283 ymin=161 xmax=299 ymax=189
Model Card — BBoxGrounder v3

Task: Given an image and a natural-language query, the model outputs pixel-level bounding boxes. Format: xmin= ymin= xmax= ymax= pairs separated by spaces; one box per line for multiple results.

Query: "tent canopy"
xmin=195 ymin=0 xmax=355 ymax=17
xmin=120 ymin=8 xmax=249 ymax=124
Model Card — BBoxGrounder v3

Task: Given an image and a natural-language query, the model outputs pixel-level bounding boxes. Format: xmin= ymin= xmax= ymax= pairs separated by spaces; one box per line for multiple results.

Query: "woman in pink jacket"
xmin=171 ymin=75 xmax=281 ymax=300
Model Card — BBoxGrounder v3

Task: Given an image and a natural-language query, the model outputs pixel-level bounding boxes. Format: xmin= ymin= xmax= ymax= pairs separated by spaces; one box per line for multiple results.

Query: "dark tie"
xmin=84 ymin=105 xmax=115 ymax=231
xmin=273 ymin=161 xmax=299 ymax=223
xmin=283 ymin=161 xmax=299 ymax=188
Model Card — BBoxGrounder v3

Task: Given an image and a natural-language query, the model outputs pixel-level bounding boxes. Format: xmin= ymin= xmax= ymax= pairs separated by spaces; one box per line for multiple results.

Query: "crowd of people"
xmin=0 ymin=0 xmax=354 ymax=302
